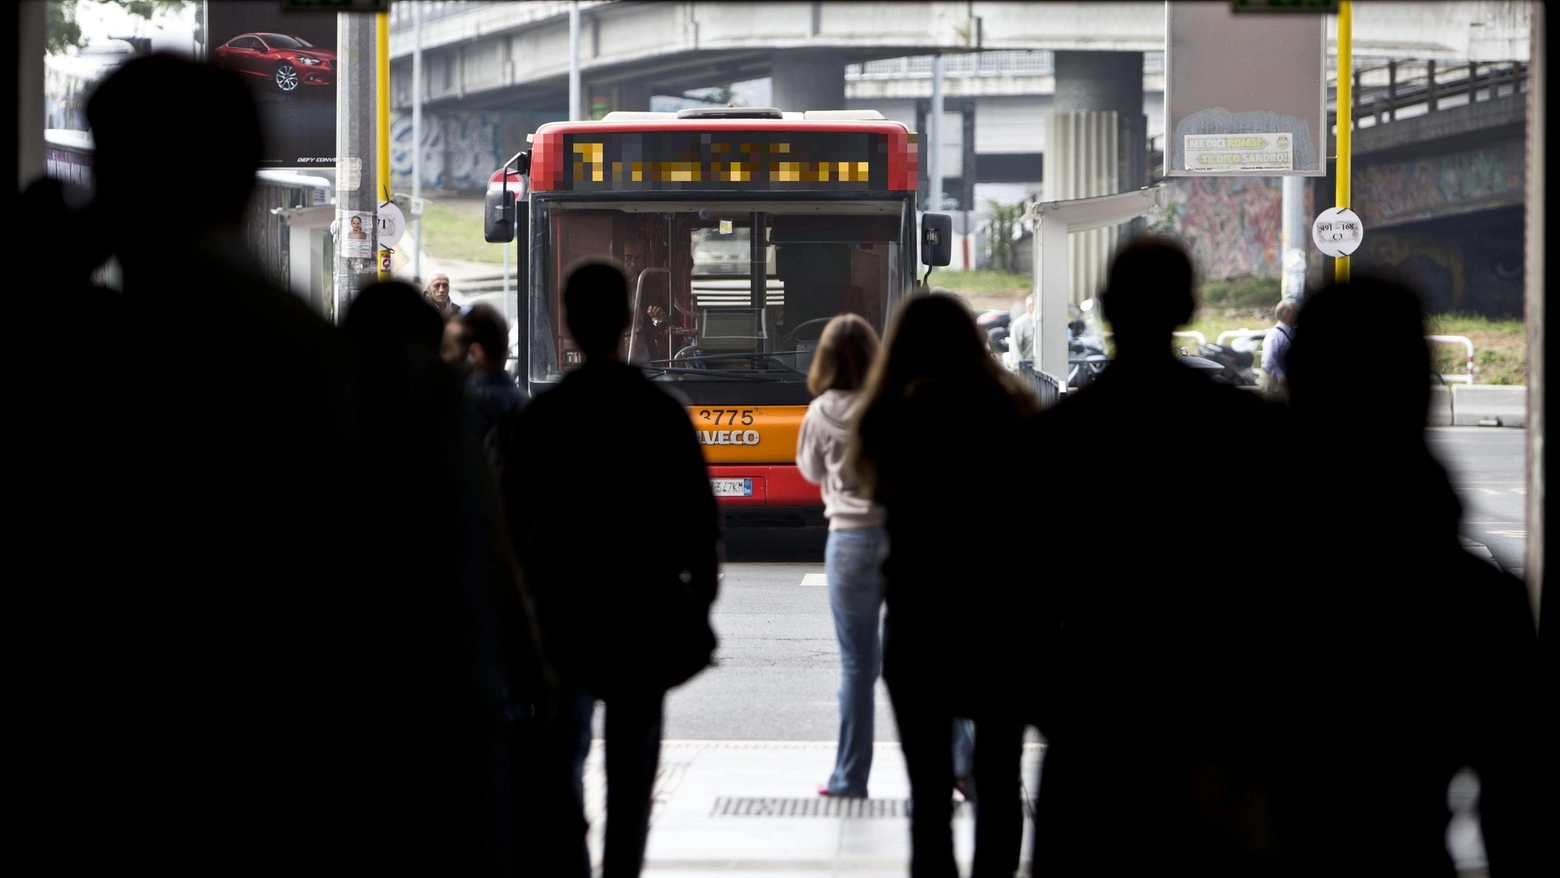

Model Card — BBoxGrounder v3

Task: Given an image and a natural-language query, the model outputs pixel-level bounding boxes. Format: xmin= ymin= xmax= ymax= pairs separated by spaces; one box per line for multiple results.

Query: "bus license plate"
xmin=711 ymin=478 xmax=753 ymax=497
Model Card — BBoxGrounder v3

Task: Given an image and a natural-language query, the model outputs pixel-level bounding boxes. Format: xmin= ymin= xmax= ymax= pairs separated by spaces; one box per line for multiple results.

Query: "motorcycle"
xmin=977 ymin=308 xmax=1011 ymax=355
xmin=1193 ymin=340 xmax=1258 ymax=386
xmin=1067 ymin=300 xmax=1109 ymax=389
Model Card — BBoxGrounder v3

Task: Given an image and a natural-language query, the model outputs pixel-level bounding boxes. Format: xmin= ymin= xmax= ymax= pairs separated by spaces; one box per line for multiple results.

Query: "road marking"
xmin=1477 ymin=488 xmax=1502 ymax=495
xmin=1486 ymin=529 xmax=1526 ymax=538
xmin=800 ymin=573 xmax=827 ymax=586
xmin=1512 ymin=488 xmax=1527 ymax=495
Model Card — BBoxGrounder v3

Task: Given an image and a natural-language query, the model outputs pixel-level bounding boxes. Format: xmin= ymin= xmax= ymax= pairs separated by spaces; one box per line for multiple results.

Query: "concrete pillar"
xmin=1054 ymin=51 xmax=1146 ymax=195
xmin=770 ymin=50 xmax=846 ymax=112
xmin=1048 ymin=51 xmax=1145 ymax=302
xmin=17 ymin=0 xmax=46 ymax=190
xmin=1523 ymin=0 xmax=1545 ymax=625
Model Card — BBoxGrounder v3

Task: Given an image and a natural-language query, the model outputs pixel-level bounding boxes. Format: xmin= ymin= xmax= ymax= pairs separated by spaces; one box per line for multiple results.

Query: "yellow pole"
xmin=377 ymin=10 xmax=391 ymax=281
xmin=1335 ymin=0 xmax=1352 ymax=283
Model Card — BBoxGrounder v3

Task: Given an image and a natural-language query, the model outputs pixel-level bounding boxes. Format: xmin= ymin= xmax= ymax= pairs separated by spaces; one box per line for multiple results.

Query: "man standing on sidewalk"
xmin=1259 ymin=297 xmax=1299 ymax=397
xmin=503 ymin=261 xmax=720 ymax=878
xmin=424 ymin=272 xmax=459 ymax=319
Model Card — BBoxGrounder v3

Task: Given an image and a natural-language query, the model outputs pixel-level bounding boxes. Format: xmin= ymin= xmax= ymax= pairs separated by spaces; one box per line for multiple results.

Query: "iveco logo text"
xmin=699 ymin=430 xmax=761 ymax=446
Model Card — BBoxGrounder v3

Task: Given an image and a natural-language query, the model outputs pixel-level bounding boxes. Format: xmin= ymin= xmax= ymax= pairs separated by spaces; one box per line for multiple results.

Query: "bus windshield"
xmin=533 ymin=200 xmax=903 ymax=384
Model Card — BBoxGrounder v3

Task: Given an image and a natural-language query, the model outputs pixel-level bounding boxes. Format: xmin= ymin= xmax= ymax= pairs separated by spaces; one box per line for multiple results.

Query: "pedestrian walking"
xmin=796 ymin=313 xmax=888 ymax=798
xmin=503 ymin=260 xmax=720 ymax=878
xmin=1024 ymin=237 xmax=1289 ymax=876
xmin=850 ymin=292 xmax=1039 ymax=878
xmin=1275 ymin=276 xmax=1548 ymax=876
xmin=1258 ymin=297 xmax=1298 ymax=397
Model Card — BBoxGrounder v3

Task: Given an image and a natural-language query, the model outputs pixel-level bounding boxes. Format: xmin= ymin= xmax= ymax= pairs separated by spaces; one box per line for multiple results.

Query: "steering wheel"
xmin=778 ymin=317 xmax=835 ymax=349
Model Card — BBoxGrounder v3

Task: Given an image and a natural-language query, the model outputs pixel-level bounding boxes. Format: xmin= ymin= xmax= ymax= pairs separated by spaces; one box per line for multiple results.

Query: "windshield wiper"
xmin=653 ymin=350 xmax=809 ymax=376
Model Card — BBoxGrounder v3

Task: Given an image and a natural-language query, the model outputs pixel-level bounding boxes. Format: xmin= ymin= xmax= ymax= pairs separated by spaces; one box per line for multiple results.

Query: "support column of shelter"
xmin=770 ymin=50 xmax=847 ymax=113
xmin=1048 ymin=51 xmax=1145 ymax=304
xmin=334 ymin=12 xmax=378 ymax=324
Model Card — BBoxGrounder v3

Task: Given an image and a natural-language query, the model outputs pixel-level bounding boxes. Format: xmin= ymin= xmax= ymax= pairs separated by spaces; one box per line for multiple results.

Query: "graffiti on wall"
xmin=1150 ymin=176 xmax=1292 ymax=281
xmin=391 ymin=111 xmax=567 ymax=192
xmin=1353 ymin=141 xmax=1524 ymax=228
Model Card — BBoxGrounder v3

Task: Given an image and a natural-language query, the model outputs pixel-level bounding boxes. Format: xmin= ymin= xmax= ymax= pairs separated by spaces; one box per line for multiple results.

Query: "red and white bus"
xmin=485 ymin=107 xmax=949 ymax=523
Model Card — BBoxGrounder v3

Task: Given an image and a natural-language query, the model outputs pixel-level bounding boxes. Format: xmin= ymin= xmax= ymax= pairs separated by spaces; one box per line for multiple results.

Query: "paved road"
xmin=657 ymin=426 xmax=1528 ymax=742
xmin=1430 ymin=426 xmax=1528 ymax=576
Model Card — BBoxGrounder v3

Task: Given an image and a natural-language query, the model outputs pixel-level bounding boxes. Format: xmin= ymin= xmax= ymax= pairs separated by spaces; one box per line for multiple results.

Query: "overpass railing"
xmin=1331 ymin=59 xmax=1528 ymax=129
xmin=847 ymin=50 xmax=1164 ymax=80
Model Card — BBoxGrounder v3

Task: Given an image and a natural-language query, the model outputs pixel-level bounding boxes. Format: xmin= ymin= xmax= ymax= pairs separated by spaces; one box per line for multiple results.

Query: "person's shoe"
xmin=819 ymin=784 xmax=866 ymax=797
xmin=952 ymin=776 xmax=975 ymax=803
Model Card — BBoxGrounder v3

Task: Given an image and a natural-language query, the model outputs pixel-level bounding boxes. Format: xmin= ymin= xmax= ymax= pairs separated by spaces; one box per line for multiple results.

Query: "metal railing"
xmin=846 ymin=50 xmax=1164 ymax=80
xmin=1331 ymin=60 xmax=1528 ymax=129
xmin=1018 ymin=361 xmax=1065 ymax=410
xmin=1427 ymin=335 xmax=1476 ymax=385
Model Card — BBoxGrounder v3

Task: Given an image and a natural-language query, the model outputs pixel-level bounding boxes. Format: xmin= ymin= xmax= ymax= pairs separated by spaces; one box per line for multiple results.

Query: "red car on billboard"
xmin=213 ymin=33 xmax=335 ymax=94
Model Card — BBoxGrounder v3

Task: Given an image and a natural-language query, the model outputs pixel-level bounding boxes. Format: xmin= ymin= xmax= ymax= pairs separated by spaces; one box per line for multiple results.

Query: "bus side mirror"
xmin=485 ymin=188 xmax=516 ymax=243
xmin=921 ymin=213 xmax=952 ymax=267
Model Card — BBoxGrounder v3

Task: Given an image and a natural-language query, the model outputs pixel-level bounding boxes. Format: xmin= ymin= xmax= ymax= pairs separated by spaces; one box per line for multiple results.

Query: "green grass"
xmin=1181 ymin=305 xmax=1528 ymax=386
xmin=931 ymin=269 xmax=1031 ymax=295
xmin=419 ymin=199 xmax=510 ymax=264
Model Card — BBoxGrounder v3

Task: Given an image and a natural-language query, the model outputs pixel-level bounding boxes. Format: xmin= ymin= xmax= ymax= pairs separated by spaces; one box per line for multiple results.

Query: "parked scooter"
xmin=1067 ymin=300 xmax=1109 ymax=389
xmin=977 ymin=309 xmax=1011 ymax=355
xmin=1193 ymin=340 xmax=1258 ymax=386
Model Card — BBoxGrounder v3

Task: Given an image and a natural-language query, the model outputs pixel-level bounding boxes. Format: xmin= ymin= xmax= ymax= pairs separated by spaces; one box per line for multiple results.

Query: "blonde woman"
xmin=796 ymin=313 xmax=887 ymax=798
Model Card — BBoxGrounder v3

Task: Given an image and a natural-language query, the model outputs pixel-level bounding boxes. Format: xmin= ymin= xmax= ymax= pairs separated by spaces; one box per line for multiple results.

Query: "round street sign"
xmin=1312 ymin=207 xmax=1364 ymax=258
xmin=375 ymin=202 xmax=407 ymax=249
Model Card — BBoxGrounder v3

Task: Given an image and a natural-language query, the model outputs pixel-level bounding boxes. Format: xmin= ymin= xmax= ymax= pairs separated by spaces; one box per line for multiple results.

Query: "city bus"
xmin=485 ymin=107 xmax=950 ymax=522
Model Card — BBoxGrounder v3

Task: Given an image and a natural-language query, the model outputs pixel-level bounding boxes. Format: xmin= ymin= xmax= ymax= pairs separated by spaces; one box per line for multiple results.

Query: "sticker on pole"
xmin=375 ymin=202 xmax=406 ymax=249
xmin=1311 ymin=207 xmax=1364 ymax=257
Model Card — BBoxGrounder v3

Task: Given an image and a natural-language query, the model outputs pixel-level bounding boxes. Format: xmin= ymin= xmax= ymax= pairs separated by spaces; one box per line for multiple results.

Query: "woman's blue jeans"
xmin=824 ymin=526 xmax=890 ymax=796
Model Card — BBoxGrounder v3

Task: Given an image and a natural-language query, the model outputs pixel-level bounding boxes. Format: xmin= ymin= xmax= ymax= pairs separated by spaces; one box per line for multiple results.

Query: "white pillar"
xmin=569 ymin=2 xmax=582 ymax=121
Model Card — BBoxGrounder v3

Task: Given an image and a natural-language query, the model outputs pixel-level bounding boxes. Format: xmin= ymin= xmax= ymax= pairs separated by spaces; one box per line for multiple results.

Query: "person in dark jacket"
xmin=850 ymin=292 xmax=1040 ymax=878
xmin=1025 ymin=238 xmax=1290 ymax=877
xmin=503 ymin=260 xmax=720 ymax=878
xmin=443 ymin=302 xmax=530 ymax=483
xmin=1274 ymin=276 xmax=1548 ymax=877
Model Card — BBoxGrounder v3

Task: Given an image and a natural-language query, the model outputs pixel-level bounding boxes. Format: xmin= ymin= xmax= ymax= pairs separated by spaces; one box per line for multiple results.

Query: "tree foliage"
xmin=46 ymin=0 xmax=193 ymax=55
xmin=984 ymin=199 xmax=1025 ymax=273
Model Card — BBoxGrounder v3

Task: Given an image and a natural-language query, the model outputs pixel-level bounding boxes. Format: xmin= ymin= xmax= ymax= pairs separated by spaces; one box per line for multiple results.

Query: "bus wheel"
xmin=274 ymin=63 xmax=300 ymax=93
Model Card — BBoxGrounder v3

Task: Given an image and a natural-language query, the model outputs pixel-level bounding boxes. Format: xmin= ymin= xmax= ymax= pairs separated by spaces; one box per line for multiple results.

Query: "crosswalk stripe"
xmin=800 ymin=573 xmax=827 ymax=586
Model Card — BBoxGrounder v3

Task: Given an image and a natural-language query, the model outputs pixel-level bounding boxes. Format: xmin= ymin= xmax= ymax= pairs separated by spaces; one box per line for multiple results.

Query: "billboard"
xmin=1165 ymin=2 xmax=1327 ymax=176
xmin=204 ymin=1 xmax=337 ymax=168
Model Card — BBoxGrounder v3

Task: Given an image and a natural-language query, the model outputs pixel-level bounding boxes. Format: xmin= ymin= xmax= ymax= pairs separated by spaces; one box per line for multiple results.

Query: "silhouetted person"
xmin=40 ymin=53 xmax=385 ymax=870
xmin=343 ymin=280 xmax=535 ymax=877
xmin=851 ymin=292 xmax=1039 ymax=878
xmin=503 ymin=261 xmax=720 ymax=878
xmin=1025 ymin=237 xmax=1290 ymax=876
xmin=443 ymin=302 xmax=529 ymax=484
xmin=1275 ymin=277 xmax=1547 ymax=876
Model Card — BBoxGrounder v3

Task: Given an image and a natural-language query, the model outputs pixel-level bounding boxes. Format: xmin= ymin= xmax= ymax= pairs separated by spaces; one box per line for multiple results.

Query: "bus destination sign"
xmin=532 ymin=129 xmax=916 ymax=192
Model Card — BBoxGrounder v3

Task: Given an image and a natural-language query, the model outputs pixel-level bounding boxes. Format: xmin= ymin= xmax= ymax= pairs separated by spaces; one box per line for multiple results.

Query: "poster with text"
xmin=205 ymin=0 xmax=337 ymax=168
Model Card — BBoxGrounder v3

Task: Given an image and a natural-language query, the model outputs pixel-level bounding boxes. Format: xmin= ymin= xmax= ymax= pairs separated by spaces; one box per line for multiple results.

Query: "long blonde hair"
xmin=806 ymin=313 xmax=881 ymax=396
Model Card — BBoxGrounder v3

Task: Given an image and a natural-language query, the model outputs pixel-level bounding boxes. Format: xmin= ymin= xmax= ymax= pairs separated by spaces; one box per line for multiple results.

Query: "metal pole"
xmin=377 ymin=9 xmax=390 ymax=281
xmin=1335 ymin=0 xmax=1352 ymax=283
xmin=929 ymin=54 xmax=944 ymax=213
xmin=334 ymin=12 xmax=378 ymax=324
xmin=1281 ymin=175 xmax=1306 ymax=298
xmin=569 ymin=1 xmax=582 ymax=121
xmin=412 ymin=1 xmax=423 ymax=285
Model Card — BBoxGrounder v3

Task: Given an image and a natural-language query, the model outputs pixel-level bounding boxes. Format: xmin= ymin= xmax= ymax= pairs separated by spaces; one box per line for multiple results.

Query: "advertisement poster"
xmin=1183 ymin=133 xmax=1294 ymax=172
xmin=342 ymin=211 xmax=374 ymax=258
xmin=204 ymin=1 xmax=337 ymax=168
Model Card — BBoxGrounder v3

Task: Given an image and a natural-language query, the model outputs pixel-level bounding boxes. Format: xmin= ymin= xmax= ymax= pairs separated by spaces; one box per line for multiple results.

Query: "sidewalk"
xmin=583 ymin=741 xmax=1045 ymax=877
